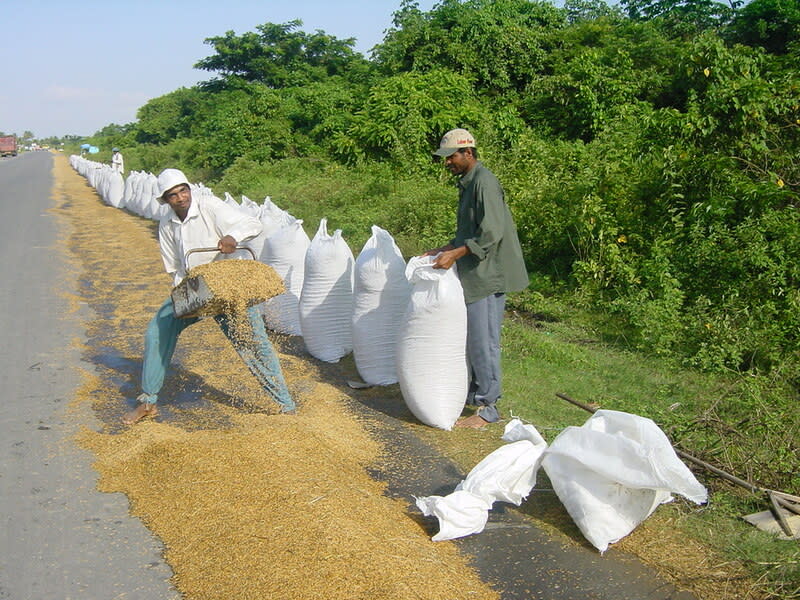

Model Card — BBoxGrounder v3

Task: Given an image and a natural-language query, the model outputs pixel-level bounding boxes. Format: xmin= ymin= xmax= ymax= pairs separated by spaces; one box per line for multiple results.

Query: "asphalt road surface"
xmin=0 ymin=151 xmax=698 ymax=600
xmin=0 ymin=152 xmax=178 ymax=599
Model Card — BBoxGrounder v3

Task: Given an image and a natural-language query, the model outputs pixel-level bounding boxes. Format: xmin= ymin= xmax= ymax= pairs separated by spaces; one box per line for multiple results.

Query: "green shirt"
xmin=450 ymin=162 xmax=529 ymax=303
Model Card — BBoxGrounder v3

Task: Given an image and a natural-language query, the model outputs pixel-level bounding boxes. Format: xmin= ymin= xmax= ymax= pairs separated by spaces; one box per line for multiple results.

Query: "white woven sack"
xmin=121 ymin=171 xmax=137 ymax=209
xmin=141 ymin=173 xmax=159 ymax=220
xmin=352 ymin=226 xmax=411 ymax=385
xmin=299 ymin=219 xmax=354 ymax=362
xmin=254 ymin=201 xmax=288 ymax=263
xmin=240 ymin=194 xmax=261 ymax=217
xmin=128 ymin=171 xmax=149 ymax=216
xmin=415 ymin=491 xmax=492 ymax=542
xmin=107 ymin=171 xmax=125 ymax=208
xmin=541 ymin=409 xmax=708 ymax=553
xmin=262 ymin=216 xmax=310 ymax=336
xmin=128 ymin=172 xmax=145 ymax=216
xmin=259 ymin=196 xmax=286 ymax=233
xmin=396 ymin=255 xmax=468 ymax=430
xmin=223 ymin=191 xmax=240 ymax=208
xmin=456 ymin=419 xmax=548 ymax=505
xmin=415 ymin=419 xmax=548 ymax=541
xmin=96 ymin=168 xmax=111 ymax=204
xmin=86 ymin=165 xmax=99 ymax=188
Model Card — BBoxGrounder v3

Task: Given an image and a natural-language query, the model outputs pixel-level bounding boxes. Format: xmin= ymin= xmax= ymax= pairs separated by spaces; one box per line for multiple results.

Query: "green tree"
xmin=187 ymin=82 xmax=295 ymax=176
xmin=195 ymin=20 xmax=371 ymax=89
xmin=564 ymin=0 xmax=624 ymax=23
xmin=620 ymin=0 xmax=739 ymax=36
xmin=726 ymin=0 xmax=800 ymax=54
xmin=374 ymin=0 xmax=565 ymax=96
xmin=135 ymin=87 xmax=203 ymax=145
xmin=522 ymin=20 xmax=678 ymax=140
xmin=282 ymin=80 xmax=364 ymax=155
xmin=86 ymin=123 xmax=136 ymax=155
xmin=344 ymin=68 xmax=486 ymax=170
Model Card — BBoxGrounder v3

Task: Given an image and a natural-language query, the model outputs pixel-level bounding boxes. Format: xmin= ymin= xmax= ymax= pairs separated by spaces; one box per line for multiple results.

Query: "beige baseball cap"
xmin=433 ymin=128 xmax=476 ymax=157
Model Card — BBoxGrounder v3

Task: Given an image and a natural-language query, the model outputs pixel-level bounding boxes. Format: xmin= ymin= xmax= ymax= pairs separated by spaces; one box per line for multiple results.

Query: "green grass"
xmin=500 ymin=311 xmax=737 ymax=436
xmin=692 ymin=492 xmax=800 ymax=599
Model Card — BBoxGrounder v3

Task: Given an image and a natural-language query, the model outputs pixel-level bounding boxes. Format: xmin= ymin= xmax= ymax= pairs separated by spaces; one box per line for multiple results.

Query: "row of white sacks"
xmin=70 ymin=156 xmax=467 ymax=430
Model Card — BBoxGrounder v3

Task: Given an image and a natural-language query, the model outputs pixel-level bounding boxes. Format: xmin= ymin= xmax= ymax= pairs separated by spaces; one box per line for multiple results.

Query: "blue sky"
xmin=0 ymin=0 xmax=436 ymax=138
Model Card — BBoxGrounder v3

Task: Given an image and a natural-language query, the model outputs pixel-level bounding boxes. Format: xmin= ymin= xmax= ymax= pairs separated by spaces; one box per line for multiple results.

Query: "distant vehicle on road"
xmin=0 ymin=135 xmax=18 ymax=157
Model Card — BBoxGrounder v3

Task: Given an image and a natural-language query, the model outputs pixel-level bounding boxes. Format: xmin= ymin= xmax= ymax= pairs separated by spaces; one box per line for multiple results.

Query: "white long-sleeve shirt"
xmin=111 ymin=151 xmax=124 ymax=173
xmin=158 ymin=193 xmax=262 ymax=286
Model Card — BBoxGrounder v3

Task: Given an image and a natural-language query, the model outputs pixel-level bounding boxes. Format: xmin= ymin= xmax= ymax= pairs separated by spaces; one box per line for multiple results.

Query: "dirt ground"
xmin=52 ymin=154 xmax=758 ymax=600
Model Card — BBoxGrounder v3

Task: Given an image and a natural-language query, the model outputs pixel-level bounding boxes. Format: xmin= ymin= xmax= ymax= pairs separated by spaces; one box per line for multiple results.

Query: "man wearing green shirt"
xmin=424 ymin=128 xmax=529 ymax=428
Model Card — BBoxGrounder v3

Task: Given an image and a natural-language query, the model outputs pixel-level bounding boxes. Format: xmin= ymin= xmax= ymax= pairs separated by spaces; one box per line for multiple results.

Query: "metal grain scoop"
xmin=171 ymin=246 xmax=257 ymax=318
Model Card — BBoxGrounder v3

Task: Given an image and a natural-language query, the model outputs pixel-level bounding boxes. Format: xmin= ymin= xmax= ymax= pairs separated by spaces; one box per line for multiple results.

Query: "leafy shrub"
xmin=344 ymin=68 xmax=486 ymax=172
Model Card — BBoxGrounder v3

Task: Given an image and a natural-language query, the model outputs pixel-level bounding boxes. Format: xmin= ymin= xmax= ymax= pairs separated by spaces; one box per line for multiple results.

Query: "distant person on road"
xmin=123 ymin=168 xmax=295 ymax=425
xmin=111 ymin=148 xmax=124 ymax=175
xmin=422 ymin=128 xmax=529 ymax=429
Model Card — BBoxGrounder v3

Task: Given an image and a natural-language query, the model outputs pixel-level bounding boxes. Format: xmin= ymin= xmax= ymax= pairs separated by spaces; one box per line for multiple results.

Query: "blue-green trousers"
xmin=139 ymin=298 xmax=295 ymax=412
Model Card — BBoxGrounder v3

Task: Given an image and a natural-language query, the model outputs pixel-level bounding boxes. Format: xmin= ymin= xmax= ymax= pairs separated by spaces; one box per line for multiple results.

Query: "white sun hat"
xmin=155 ymin=168 xmax=190 ymax=203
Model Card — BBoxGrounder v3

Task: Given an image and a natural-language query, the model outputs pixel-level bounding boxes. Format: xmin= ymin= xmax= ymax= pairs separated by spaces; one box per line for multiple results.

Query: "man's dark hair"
xmin=459 ymin=147 xmax=479 ymax=159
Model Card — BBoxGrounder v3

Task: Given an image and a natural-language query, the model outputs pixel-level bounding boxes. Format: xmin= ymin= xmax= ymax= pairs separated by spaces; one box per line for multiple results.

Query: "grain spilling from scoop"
xmin=173 ymin=259 xmax=285 ymax=319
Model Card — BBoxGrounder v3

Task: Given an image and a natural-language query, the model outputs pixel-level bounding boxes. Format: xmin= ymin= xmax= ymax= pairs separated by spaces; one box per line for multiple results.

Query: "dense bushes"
xmin=82 ymin=0 xmax=800 ymax=383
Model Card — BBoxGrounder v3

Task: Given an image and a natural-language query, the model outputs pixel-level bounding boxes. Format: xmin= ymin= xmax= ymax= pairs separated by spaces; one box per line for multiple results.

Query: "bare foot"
xmin=454 ymin=414 xmax=490 ymax=429
xmin=123 ymin=402 xmax=158 ymax=425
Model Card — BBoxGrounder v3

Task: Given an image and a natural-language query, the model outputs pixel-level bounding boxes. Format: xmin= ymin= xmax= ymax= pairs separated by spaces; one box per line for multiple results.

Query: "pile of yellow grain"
xmin=184 ymin=259 xmax=285 ymax=318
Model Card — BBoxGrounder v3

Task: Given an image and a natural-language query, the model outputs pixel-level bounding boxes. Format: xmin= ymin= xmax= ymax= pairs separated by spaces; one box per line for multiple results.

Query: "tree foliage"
xmin=135 ymin=87 xmax=202 ymax=144
xmin=620 ymin=0 xmax=740 ymax=35
xmin=373 ymin=0 xmax=565 ymax=95
xmin=344 ymin=68 xmax=486 ymax=169
xmin=726 ymin=0 xmax=800 ymax=54
xmin=195 ymin=20 xmax=371 ymax=89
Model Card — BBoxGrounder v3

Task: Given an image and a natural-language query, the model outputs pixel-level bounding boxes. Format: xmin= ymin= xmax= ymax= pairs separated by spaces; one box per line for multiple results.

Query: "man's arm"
xmin=210 ymin=198 xmax=262 ymax=247
xmin=431 ymin=245 xmax=469 ymax=269
xmin=158 ymin=220 xmax=180 ymax=275
xmin=421 ymin=243 xmax=454 ymax=257
xmin=217 ymin=234 xmax=238 ymax=254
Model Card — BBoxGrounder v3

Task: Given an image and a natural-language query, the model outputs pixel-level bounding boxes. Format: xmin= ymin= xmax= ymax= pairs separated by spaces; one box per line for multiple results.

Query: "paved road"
xmin=0 ymin=152 xmax=178 ymax=600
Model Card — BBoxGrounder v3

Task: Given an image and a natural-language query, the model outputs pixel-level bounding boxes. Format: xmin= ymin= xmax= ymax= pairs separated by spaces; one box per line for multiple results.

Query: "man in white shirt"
xmin=111 ymin=148 xmax=124 ymax=174
xmin=123 ymin=168 xmax=295 ymax=425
